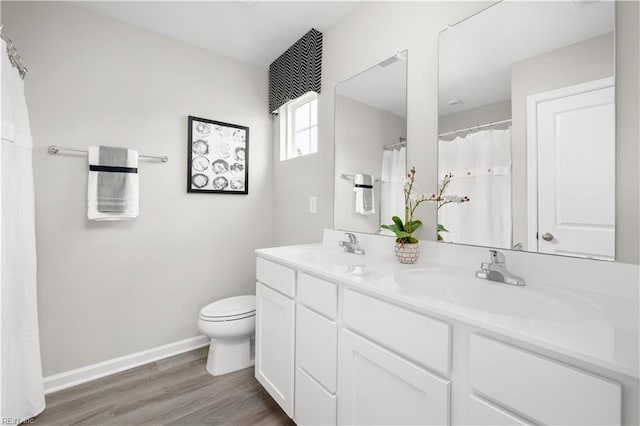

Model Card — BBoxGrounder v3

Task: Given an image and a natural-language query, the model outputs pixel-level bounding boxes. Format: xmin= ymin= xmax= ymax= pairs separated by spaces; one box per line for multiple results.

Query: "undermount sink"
xmin=288 ymin=246 xmax=367 ymax=267
xmin=394 ymin=268 xmax=604 ymax=321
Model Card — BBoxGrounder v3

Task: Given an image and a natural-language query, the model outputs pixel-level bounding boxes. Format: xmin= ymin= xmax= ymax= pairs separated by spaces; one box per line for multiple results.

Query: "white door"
xmin=255 ymin=282 xmax=295 ymax=417
xmin=527 ymin=77 xmax=615 ymax=260
xmin=338 ymin=329 xmax=450 ymax=426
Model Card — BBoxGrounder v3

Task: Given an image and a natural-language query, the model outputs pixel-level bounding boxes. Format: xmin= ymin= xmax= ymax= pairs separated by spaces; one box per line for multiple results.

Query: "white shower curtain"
xmin=438 ymin=129 xmax=512 ymax=248
xmin=1 ymin=40 xmax=46 ymax=420
xmin=380 ymin=146 xmax=406 ymax=232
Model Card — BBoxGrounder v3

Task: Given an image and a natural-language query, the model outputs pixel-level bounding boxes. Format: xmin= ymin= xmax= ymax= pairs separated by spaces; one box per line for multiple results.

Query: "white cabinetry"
xmin=255 ymin=254 xmax=631 ymax=426
xmin=470 ymin=334 xmax=621 ymax=426
xmin=339 ymin=329 xmax=450 ymax=425
xmin=295 ymin=272 xmax=338 ymax=425
xmin=255 ymin=259 xmax=296 ymax=417
xmin=468 ymin=395 xmax=532 ymax=426
xmin=343 ymin=289 xmax=451 ymax=375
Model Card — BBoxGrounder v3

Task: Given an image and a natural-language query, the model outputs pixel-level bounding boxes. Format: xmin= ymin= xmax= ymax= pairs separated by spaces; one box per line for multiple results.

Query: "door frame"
xmin=525 ymin=76 xmax=615 ymax=252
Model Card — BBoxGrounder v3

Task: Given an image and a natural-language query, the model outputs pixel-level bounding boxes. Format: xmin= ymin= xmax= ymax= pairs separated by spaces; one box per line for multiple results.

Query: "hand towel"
xmin=88 ymin=146 xmax=139 ymax=221
xmin=354 ymin=173 xmax=375 ymax=215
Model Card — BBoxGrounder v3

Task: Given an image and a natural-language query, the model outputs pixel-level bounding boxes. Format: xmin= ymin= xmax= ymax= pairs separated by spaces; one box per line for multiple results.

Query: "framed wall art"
xmin=187 ymin=116 xmax=249 ymax=194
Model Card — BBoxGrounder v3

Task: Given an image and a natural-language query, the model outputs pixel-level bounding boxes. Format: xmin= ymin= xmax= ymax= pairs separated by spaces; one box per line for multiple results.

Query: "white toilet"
xmin=197 ymin=295 xmax=256 ymax=376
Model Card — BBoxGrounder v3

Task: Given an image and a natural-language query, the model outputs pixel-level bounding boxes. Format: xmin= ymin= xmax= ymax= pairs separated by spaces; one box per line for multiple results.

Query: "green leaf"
xmin=405 ymin=220 xmax=423 ymax=233
xmin=381 ymin=223 xmax=407 ymax=239
xmin=391 ymin=216 xmax=404 ymax=232
xmin=394 ymin=231 xmax=412 ymax=239
xmin=437 ymin=223 xmax=449 ymax=233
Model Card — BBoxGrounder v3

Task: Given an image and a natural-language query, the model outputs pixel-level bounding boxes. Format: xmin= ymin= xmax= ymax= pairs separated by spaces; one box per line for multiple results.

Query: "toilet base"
xmin=206 ymin=337 xmax=255 ymax=376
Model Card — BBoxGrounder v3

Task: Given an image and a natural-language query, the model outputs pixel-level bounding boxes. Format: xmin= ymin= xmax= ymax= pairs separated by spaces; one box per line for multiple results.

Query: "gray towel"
xmin=354 ymin=174 xmax=375 ymax=215
xmin=96 ymin=146 xmax=129 ymax=212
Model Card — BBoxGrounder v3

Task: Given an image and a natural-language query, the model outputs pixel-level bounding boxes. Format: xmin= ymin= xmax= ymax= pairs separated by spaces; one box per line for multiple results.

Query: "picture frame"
xmin=187 ymin=116 xmax=249 ymax=194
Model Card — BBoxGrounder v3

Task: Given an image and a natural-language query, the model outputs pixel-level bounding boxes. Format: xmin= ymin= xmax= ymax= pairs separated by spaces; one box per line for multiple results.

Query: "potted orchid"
xmin=432 ymin=172 xmax=470 ymax=240
xmin=381 ymin=167 xmax=468 ymax=264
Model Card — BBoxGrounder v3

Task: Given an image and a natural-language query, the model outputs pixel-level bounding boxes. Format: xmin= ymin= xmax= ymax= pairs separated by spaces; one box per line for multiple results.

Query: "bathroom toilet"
xmin=197 ymin=295 xmax=256 ymax=376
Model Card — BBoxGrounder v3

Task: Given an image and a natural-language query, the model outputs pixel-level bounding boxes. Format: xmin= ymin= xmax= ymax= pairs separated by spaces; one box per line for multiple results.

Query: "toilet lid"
xmin=200 ymin=295 xmax=256 ymax=319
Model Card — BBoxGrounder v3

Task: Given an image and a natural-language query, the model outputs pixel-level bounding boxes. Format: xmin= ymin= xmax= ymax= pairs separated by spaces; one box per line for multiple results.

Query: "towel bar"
xmin=48 ymin=145 xmax=168 ymax=163
xmin=340 ymin=173 xmax=381 ymax=183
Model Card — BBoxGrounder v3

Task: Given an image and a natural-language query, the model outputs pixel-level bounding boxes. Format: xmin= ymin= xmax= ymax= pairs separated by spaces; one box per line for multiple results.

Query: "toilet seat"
xmin=199 ymin=295 xmax=255 ymax=322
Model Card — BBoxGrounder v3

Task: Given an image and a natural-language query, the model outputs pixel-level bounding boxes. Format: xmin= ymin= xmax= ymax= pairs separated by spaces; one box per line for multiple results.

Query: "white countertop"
xmin=256 ymin=242 xmax=640 ymax=379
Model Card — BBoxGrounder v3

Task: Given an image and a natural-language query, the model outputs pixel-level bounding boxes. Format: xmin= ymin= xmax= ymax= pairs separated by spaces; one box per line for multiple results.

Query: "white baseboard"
xmin=43 ymin=335 xmax=210 ymax=394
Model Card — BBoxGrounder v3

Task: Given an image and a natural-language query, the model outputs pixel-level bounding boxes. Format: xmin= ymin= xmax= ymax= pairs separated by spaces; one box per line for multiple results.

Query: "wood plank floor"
xmin=33 ymin=347 xmax=295 ymax=425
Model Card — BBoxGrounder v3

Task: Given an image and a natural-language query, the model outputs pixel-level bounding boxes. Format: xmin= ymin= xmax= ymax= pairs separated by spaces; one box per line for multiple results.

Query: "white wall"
xmin=3 ymin=1 xmax=273 ymax=376
xmin=274 ymin=1 xmax=639 ymax=264
xmin=334 ymin=95 xmax=406 ymax=233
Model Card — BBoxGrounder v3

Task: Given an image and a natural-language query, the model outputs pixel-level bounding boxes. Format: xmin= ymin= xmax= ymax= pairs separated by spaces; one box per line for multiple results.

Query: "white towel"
xmin=354 ymin=174 xmax=375 ymax=215
xmin=87 ymin=146 xmax=139 ymax=221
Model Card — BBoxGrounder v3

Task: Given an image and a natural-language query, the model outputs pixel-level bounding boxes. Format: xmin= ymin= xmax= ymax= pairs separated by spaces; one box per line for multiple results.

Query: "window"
xmin=279 ymin=91 xmax=318 ymax=160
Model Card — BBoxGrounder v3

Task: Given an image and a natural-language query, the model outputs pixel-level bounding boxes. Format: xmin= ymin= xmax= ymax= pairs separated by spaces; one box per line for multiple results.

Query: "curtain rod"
xmin=0 ymin=24 xmax=28 ymax=79
xmin=48 ymin=145 xmax=169 ymax=163
xmin=383 ymin=137 xmax=407 ymax=150
xmin=438 ymin=118 xmax=512 ymax=138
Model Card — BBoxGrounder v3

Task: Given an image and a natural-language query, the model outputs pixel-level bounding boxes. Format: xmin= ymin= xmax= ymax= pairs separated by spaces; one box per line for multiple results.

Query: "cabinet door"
xmin=339 ymin=330 xmax=450 ymax=426
xmin=295 ymin=367 xmax=337 ymax=426
xmin=296 ymin=304 xmax=338 ymax=392
xmin=469 ymin=395 xmax=532 ymax=426
xmin=255 ymin=282 xmax=295 ymax=417
xmin=470 ymin=334 xmax=621 ymax=426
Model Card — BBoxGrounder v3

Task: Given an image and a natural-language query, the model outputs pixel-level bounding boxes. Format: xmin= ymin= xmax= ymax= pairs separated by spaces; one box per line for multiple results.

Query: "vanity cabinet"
xmin=255 ymin=254 xmax=633 ymax=426
xmin=255 ymin=259 xmax=296 ymax=417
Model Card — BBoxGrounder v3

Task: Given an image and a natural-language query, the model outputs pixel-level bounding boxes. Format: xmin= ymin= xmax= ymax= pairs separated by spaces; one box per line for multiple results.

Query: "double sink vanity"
xmin=253 ymin=1 xmax=638 ymax=424
xmin=254 ymin=230 xmax=639 ymax=426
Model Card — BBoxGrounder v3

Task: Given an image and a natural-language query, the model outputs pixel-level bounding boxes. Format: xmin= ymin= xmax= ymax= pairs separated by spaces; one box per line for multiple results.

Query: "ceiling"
xmin=439 ymin=0 xmax=615 ymax=116
xmin=336 ymin=51 xmax=407 ymax=119
xmin=73 ymin=1 xmax=359 ymax=69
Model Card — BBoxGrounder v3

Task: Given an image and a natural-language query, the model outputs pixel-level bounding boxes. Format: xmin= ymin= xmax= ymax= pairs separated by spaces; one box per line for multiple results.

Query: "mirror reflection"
xmin=334 ymin=51 xmax=408 ymax=234
xmin=438 ymin=2 xmax=615 ymax=260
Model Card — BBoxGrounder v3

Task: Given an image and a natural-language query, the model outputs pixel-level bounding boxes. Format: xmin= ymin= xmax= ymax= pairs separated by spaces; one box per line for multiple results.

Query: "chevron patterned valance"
xmin=269 ymin=28 xmax=323 ymax=114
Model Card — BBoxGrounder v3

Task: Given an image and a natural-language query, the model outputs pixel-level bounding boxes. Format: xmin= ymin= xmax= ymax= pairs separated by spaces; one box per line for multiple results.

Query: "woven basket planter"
xmin=394 ymin=241 xmax=420 ymax=264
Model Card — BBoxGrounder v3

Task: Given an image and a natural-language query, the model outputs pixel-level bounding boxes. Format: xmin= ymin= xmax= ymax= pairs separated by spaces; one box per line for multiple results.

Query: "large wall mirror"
xmin=334 ymin=51 xmax=408 ymax=234
xmin=438 ymin=2 xmax=615 ymax=260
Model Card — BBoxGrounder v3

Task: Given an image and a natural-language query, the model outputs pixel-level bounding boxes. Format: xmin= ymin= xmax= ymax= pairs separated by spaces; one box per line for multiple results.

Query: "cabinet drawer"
xmin=295 ymin=367 xmax=337 ymax=426
xmin=470 ymin=335 xmax=621 ymax=426
xmin=469 ymin=395 xmax=531 ymax=426
xmin=256 ymin=257 xmax=295 ymax=297
xmin=298 ymin=272 xmax=337 ymax=319
xmin=296 ymin=304 xmax=337 ymax=393
xmin=343 ymin=290 xmax=450 ymax=376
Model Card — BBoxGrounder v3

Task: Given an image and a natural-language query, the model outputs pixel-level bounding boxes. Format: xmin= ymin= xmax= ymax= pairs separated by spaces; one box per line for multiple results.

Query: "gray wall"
xmin=334 ymin=95 xmax=406 ymax=234
xmin=511 ymin=32 xmax=615 ymax=250
xmin=3 ymin=2 xmax=273 ymax=375
xmin=274 ymin=2 xmax=639 ymax=264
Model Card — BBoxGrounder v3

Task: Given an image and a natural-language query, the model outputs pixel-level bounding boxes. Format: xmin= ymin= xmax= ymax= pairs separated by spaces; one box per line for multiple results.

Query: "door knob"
xmin=541 ymin=233 xmax=554 ymax=241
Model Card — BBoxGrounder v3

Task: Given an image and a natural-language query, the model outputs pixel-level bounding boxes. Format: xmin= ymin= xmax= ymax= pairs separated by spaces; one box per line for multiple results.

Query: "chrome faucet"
xmin=339 ymin=233 xmax=365 ymax=255
xmin=475 ymin=250 xmax=525 ymax=286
